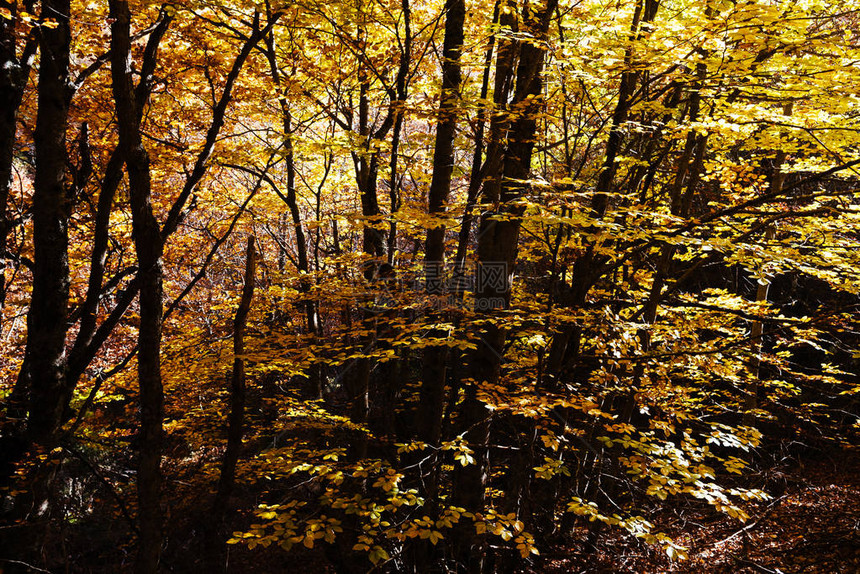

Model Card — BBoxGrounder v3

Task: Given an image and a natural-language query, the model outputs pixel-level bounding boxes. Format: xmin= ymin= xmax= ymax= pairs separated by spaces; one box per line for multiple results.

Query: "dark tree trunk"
xmin=68 ymin=9 xmax=172 ymax=385
xmin=109 ymin=2 xmax=165 ymax=570
xmin=24 ymin=0 xmax=72 ymax=446
xmin=418 ymin=0 xmax=466 ymax=446
xmin=453 ymin=1 xmax=558 ymax=570
xmin=66 ymin=10 xmax=267 ymax=396
xmin=347 ymin=65 xmax=380 ymax=450
xmin=387 ymin=0 xmax=411 ymax=262
xmin=261 ymin=18 xmax=321 ymax=395
xmin=213 ymin=238 xmax=256 ymax=519
xmin=356 ymin=74 xmax=385 ymax=267
xmin=0 ymin=4 xmax=37 ymax=438
xmin=344 ymin=7 xmax=408 ymax=444
xmin=282 ymin=114 xmax=322 ymax=395
xmin=545 ymin=0 xmax=661 ymax=379
xmin=452 ymin=0 xmax=500 ymax=283
xmin=0 ymin=2 xmax=36 ymax=310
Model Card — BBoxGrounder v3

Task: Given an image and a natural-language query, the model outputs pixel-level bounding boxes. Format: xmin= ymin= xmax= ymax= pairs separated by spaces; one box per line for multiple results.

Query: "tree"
xmin=0 ymin=0 xmax=37 ymax=310
xmin=109 ymin=1 xmax=166 ymax=568
xmin=1 ymin=0 xmax=859 ymax=572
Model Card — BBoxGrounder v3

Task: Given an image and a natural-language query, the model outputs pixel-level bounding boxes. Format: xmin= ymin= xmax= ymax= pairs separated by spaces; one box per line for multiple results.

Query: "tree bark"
xmin=453 ymin=1 xmax=558 ymax=570
xmin=261 ymin=16 xmax=321 ymax=395
xmin=24 ymin=0 xmax=72 ymax=446
xmin=545 ymin=0 xmax=661 ymax=379
xmin=65 ymin=12 xmax=269 ymax=397
xmin=453 ymin=0 xmax=500 ymax=286
xmin=109 ymin=2 xmax=165 ymax=570
xmin=213 ymin=238 xmax=256 ymax=517
xmin=387 ymin=0 xmax=411 ymax=262
xmin=744 ymin=101 xmax=793 ymax=422
xmin=418 ymin=0 xmax=466 ymax=446
xmin=68 ymin=8 xmax=172 ymax=385
xmin=0 ymin=1 xmax=36 ymax=310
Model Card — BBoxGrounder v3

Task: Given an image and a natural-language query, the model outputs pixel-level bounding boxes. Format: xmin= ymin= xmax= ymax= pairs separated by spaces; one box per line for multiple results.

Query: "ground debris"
xmin=537 ymin=449 xmax=860 ymax=573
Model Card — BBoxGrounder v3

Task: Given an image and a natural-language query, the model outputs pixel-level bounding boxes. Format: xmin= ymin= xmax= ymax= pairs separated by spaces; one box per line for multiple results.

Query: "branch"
xmin=161 ymin=10 xmax=281 ymax=240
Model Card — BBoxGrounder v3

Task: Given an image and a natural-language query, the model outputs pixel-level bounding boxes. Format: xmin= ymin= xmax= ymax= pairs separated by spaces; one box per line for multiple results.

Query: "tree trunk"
xmin=744 ymin=101 xmax=793 ymax=423
xmin=68 ymin=8 xmax=172 ymax=385
xmin=109 ymin=2 xmax=165 ymax=570
xmin=418 ymin=0 xmax=466 ymax=446
xmin=452 ymin=0 xmax=500 ymax=286
xmin=545 ymin=0 xmax=661 ymax=379
xmin=356 ymin=73 xmax=385 ymax=267
xmin=261 ymin=20 xmax=321 ymax=395
xmin=453 ymin=1 xmax=558 ymax=570
xmin=387 ymin=0 xmax=411 ymax=262
xmin=0 ymin=2 xmax=36 ymax=310
xmin=24 ymin=0 xmax=72 ymax=446
xmin=213 ymin=238 xmax=256 ymax=520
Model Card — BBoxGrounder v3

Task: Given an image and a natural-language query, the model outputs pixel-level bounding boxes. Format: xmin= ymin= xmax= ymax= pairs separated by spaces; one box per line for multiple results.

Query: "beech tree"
xmin=1 ymin=0 xmax=858 ymax=572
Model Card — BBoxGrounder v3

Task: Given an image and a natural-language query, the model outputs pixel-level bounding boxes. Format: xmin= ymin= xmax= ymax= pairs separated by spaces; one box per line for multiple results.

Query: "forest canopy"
xmin=0 ymin=0 xmax=858 ymax=572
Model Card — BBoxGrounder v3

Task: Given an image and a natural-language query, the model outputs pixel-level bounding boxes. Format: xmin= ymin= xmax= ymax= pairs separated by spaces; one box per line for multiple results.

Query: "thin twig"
xmin=0 ymin=559 xmax=54 ymax=573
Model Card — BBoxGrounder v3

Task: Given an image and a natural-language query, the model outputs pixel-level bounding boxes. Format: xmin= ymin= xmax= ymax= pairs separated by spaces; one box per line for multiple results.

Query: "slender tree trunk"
xmin=356 ymin=72 xmax=385 ymax=267
xmin=65 ymin=12 xmax=270 ymax=398
xmin=261 ymin=19 xmax=321 ymax=395
xmin=387 ymin=0 xmax=411 ymax=262
xmin=282 ymin=115 xmax=322 ymax=395
xmin=343 ymin=5 xmax=406 ymax=445
xmin=0 ymin=2 xmax=36 ymax=310
xmin=0 ymin=5 xmax=37 ymax=436
xmin=418 ymin=0 xmax=466 ymax=446
xmin=475 ymin=0 xmax=518 ymax=208
xmin=744 ymin=102 xmax=793 ymax=422
xmin=545 ymin=0 xmax=661 ymax=378
xmin=347 ymin=58 xmax=379 ymax=452
xmin=623 ymin=57 xmax=707 ymax=421
xmin=452 ymin=0 xmax=500 ymax=283
xmin=109 ymin=2 xmax=165 ymax=570
xmin=213 ymin=238 xmax=256 ymax=517
xmin=69 ymin=9 xmax=172 ymax=379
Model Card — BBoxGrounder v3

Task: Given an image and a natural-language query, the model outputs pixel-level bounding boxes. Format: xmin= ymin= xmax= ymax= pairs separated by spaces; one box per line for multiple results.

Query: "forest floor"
xmin=218 ymin=443 xmax=860 ymax=573
xmin=540 ymin=445 xmax=860 ymax=574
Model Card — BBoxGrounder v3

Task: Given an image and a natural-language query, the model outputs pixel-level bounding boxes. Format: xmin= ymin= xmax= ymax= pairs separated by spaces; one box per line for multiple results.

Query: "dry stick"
xmin=0 ymin=559 xmax=53 ymax=574
xmin=714 ymin=493 xmax=790 ymax=547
